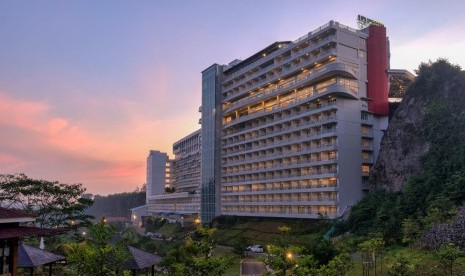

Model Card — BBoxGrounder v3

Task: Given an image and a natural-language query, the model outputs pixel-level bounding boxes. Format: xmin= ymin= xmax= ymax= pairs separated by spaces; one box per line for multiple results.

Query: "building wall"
xmin=146 ymin=150 xmax=169 ymax=200
xmin=147 ymin=130 xmax=201 ymax=217
xmin=201 ymin=20 xmax=389 ymax=219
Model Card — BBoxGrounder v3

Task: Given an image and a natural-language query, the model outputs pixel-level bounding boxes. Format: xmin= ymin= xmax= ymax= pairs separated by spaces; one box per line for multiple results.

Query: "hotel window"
xmin=362 ymin=165 xmax=370 ymax=173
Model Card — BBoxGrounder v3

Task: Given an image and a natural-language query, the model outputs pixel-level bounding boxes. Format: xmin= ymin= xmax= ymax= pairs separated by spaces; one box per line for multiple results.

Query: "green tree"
xmin=359 ymin=237 xmax=385 ymax=276
xmin=63 ymin=220 xmax=129 ymax=276
xmin=436 ymin=243 xmax=463 ymax=276
xmin=307 ymin=237 xmax=337 ymax=265
xmin=164 ymin=226 xmax=232 ymax=276
xmin=0 ymin=173 xmax=93 ymax=230
xmin=401 ymin=219 xmax=421 ymax=251
xmin=319 ymin=253 xmax=353 ymax=276
xmin=388 ymin=256 xmax=413 ymax=276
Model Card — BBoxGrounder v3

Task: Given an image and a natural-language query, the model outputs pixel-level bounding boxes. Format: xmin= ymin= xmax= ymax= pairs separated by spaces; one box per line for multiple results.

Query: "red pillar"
xmin=367 ymin=25 xmax=389 ymax=115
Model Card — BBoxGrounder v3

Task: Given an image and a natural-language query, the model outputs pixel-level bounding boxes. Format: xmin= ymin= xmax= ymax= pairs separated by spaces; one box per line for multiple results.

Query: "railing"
xmin=224 ymin=48 xmax=336 ymax=102
xmin=223 ymin=37 xmax=335 ymax=95
xmin=222 ymin=22 xmax=336 ymax=83
xmin=222 ymin=127 xmax=337 ymax=159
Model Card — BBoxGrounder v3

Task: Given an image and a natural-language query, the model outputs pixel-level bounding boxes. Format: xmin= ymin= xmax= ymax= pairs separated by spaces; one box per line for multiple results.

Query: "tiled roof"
xmin=0 ymin=207 xmax=36 ymax=219
xmin=0 ymin=226 xmax=64 ymax=239
xmin=121 ymin=246 xmax=161 ymax=270
xmin=18 ymin=243 xmax=66 ymax=268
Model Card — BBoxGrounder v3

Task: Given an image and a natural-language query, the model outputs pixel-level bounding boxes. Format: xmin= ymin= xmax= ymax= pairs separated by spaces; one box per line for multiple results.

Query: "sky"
xmin=1 ymin=0 xmax=464 ymax=195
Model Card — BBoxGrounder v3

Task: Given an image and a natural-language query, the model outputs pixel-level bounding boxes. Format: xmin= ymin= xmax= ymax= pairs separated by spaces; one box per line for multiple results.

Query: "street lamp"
xmin=287 ymin=252 xmax=293 ymax=260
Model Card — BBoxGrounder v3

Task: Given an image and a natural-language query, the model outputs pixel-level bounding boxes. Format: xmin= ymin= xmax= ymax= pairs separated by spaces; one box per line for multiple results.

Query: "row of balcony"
xmin=222 ymin=182 xmax=337 ymax=195
xmin=222 ymin=163 xmax=338 ymax=180
xmin=221 ymin=206 xmax=337 ymax=216
xmin=223 ymin=45 xmax=336 ymax=102
xmin=222 ymin=197 xmax=338 ymax=205
xmin=222 ymin=166 xmax=338 ymax=185
xmin=222 ymin=141 xmax=338 ymax=168
xmin=223 ymin=137 xmax=337 ymax=167
xmin=223 ymin=99 xmax=337 ymax=139
xmin=223 ymin=46 xmax=337 ymax=101
xmin=223 ymin=59 xmax=358 ymax=117
xmin=223 ymin=79 xmax=351 ymax=129
xmin=222 ymin=86 xmax=355 ymax=136
xmin=223 ymin=153 xmax=337 ymax=176
xmin=223 ymin=112 xmax=337 ymax=150
xmin=223 ymin=190 xmax=337 ymax=201
xmin=222 ymin=23 xmax=335 ymax=84
xmin=222 ymin=126 xmax=337 ymax=158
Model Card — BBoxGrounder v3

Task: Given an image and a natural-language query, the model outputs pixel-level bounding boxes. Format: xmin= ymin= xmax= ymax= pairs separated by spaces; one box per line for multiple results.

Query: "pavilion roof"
xmin=0 ymin=207 xmax=36 ymax=223
xmin=17 ymin=243 xmax=66 ymax=268
xmin=121 ymin=246 xmax=161 ymax=270
xmin=0 ymin=226 xmax=64 ymax=239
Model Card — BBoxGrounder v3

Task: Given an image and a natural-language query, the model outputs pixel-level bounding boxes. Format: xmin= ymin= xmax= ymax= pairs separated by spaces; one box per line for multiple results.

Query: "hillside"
xmin=86 ymin=191 xmax=145 ymax=219
xmin=371 ymin=59 xmax=465 ymax=191
xmin=348 ymin=59 xmax=465 ymax=239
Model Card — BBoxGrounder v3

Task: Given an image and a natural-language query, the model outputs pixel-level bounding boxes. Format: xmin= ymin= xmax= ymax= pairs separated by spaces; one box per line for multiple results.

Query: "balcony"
xmin=222 ymin=22 xmax=335 ymax=83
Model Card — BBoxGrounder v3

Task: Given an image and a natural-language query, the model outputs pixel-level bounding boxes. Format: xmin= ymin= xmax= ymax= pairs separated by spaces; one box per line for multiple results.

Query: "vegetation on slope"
xmin=86 ymin=190 xmax=146 ymax=219
xmin=346 ymin=59 xmax=465 ymax=244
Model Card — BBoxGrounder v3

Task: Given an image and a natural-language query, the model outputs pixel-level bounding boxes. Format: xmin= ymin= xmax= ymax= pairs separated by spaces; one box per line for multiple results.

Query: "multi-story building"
xmin=201 ymin=20 xmax=391 ymax=222
xmin=146 ymin=150 xmax=171 ymax=200
xmin=147 ymin=130 xmax=201 ymax=222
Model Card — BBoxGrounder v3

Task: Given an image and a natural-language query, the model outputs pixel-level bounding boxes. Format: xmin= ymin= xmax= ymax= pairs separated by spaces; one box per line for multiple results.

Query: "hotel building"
xmin=147 ymin=130 xmax=201 ymax=220
xmin=201 ymin=20 xmax=391 ymax=222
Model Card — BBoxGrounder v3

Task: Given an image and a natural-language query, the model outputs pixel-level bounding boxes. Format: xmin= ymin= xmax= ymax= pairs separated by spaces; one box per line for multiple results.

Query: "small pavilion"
xmin=17 ymin=243 xmax=66 ymax=276
xmin=0 ymin=207 xmax=63 ymax=276
xmin=119 ymin=246 xmax=162 ymax=276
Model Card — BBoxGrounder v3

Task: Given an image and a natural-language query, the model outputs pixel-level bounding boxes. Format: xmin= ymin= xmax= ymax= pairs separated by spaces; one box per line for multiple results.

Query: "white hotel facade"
xmin=200 ymin=20 xmax=390 ymax=222
xmin=147 ymin=130 xmax=201 ymax=220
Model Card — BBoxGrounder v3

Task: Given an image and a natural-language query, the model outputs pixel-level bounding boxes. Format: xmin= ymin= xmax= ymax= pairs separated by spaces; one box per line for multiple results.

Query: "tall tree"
xmin=163 ymin=226 xmax=232 ymax=276
xmin=63 ymin=220 xmax=129 ymax=275
xmin=0 ymin=173 xmax=93 ymax=230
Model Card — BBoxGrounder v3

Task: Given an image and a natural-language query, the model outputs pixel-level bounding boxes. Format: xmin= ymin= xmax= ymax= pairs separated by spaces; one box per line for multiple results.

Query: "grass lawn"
xmin=214 ymin=216 xmax=328 ymax=247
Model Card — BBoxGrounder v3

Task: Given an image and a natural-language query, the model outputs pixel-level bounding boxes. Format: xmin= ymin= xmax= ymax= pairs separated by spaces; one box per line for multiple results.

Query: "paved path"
xmin=241 ymin=259 xmax=267 ymax=276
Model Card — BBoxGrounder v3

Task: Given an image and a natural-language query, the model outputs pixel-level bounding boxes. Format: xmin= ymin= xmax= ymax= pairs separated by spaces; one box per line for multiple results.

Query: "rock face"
xmin=370 ymin=60 xmax=465 ymax=191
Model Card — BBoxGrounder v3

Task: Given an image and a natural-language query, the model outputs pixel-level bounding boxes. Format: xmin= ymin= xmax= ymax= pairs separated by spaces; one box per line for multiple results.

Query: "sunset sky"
xmin=1 ymin=1 xmax=464 ymax=195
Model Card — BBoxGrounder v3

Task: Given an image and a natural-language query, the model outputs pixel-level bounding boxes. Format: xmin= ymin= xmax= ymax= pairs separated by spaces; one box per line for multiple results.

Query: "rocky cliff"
xmin=370 ymin=59 xmax=465 ymax=191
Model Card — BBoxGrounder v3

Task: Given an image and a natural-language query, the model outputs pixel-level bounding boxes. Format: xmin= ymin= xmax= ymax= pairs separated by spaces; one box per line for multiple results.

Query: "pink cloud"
xmin=0 ymin=152 xmax=26 ymax=171
xmin=0 ymin=93 xmax=49 ymax=132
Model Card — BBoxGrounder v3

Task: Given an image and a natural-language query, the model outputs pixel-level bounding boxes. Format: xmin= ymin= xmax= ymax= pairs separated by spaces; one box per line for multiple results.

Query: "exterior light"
xmin=195 ymin=218 xmax=201 ymax=224
xmin=70 ymin=220 xmax=75 ymax=225
xmin=287 ymin=252 xmax=293 ymax=260
xmin=103 ymin=218 xmax=107 ymax=224
xmin=82 ymin=231 xmax=86 ymax=236
xmin=133 ymin=214 xmax=137 ymax=220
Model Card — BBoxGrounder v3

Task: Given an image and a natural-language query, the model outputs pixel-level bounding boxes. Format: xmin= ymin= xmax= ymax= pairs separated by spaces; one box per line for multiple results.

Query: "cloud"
xmin=0 ymin=88 xmax=199 ymax=195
